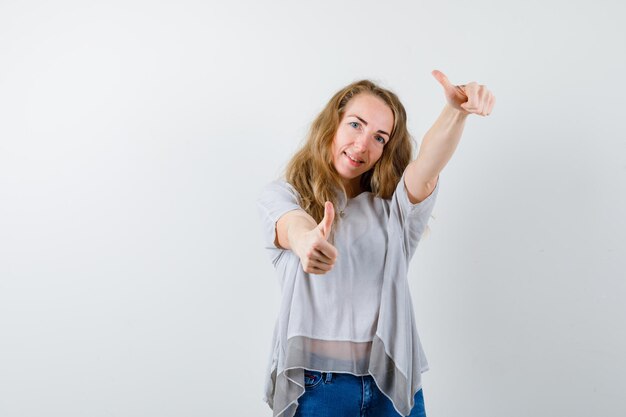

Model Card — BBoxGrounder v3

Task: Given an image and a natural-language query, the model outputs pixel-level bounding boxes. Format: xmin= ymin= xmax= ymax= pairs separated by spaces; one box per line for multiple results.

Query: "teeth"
xmin=346 ymin=152 xmax=362 ymax=163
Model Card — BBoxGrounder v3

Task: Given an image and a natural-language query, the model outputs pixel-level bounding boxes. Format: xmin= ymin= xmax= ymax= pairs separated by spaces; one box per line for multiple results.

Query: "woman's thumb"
xmin=432 ymin=69 xmax=454 ymax=91
xmin=319 ymin=201 xmax=335 ymax=239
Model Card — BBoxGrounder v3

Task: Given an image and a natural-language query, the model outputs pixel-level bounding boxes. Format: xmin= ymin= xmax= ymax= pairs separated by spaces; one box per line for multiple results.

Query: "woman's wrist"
xmin=443 ymin=103 xmax=470 ymax=120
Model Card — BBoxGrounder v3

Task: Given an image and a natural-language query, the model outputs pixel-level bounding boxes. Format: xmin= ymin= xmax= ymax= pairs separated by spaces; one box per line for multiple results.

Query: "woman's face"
xmin=331 ymin=93 xmax=394 ymax=187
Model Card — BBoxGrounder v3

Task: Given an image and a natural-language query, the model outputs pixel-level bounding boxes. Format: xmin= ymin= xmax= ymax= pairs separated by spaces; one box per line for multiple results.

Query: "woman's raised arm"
xmin=404 ymin=70 xmax=495 ymax=204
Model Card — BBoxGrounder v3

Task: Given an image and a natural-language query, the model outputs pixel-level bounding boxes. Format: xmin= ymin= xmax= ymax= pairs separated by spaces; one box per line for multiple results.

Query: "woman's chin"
xmin=337 ymin=170 xmax=361 ymax=181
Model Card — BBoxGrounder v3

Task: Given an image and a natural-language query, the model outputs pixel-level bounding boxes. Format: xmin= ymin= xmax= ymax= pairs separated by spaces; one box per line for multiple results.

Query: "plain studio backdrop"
xmin=1 ymin=0 xmax=624 ymax=416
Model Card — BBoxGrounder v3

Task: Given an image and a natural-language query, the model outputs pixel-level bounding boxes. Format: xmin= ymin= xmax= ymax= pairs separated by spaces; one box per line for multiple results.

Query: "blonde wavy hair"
xmin=285 ymin=80 xmax=415 ymax=227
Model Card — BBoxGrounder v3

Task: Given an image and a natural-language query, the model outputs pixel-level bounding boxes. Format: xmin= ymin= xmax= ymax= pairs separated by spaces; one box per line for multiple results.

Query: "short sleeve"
xmin=388 ymin=172 xmax=440 ymax=260
xmin=256 ymin=180 xmax=304 ymax=266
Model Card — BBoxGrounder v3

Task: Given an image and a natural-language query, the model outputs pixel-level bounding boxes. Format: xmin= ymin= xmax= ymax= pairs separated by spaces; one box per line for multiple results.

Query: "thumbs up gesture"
xmin=432 ymin=69 xmax=496 ymax=117
xmin=294 ymin=202 xmax=338 ymax=275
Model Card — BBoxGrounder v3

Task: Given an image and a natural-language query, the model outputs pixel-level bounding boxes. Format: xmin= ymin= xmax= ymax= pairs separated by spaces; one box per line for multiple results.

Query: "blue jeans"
xmin=294 ymin=370 xmax=426 ymax=417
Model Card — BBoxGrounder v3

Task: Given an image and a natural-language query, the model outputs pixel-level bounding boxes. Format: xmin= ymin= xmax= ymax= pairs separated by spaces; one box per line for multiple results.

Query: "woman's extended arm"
xmin=404 ymin=70 xmax=495 ymax=204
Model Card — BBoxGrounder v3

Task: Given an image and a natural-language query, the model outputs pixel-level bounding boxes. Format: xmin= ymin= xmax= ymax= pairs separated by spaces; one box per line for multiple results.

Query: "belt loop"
xmin=323 ymin=372 xmax=333 ymax=383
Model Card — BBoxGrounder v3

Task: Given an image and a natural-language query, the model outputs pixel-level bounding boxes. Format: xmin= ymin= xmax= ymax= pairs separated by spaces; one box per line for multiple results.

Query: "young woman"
xmin=257 ymin=71 xmax=495 ymax=417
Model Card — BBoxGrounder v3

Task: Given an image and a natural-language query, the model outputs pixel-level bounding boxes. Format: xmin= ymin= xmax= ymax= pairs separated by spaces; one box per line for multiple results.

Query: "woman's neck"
xmin=343 ymin=177 xmax=362 ymax=199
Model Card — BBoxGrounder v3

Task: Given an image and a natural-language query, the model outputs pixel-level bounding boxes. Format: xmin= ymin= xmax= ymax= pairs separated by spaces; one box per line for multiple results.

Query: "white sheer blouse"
xmin=257 ymin=170 xmax=439 ymax=417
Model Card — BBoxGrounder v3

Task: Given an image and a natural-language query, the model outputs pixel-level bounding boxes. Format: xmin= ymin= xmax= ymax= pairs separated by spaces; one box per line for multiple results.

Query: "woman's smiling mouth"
xmin=343 ymin=151 xmax=364 ymax=166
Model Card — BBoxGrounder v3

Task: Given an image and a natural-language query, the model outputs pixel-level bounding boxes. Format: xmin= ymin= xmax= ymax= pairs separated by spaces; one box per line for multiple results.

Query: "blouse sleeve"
xmin=387 ymin=171 xmax=440 ymax=261
xmin=256 ymin=179 xmax=304 ymax=266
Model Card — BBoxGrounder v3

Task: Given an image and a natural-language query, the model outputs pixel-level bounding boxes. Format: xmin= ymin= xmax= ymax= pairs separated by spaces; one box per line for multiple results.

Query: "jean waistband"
xmin=304 ymin=369 xmax=374 ymax=384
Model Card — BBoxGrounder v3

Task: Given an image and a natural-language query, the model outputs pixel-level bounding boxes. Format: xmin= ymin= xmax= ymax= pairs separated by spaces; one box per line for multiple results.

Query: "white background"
xmin=1 ymin=1 xmax=624 ymax=416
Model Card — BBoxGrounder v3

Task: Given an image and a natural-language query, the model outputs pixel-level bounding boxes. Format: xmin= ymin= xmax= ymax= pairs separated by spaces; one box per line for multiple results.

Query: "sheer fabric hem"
xmin=264 ymin=335 xmax=426 ymax=417
xmin=369 ymin=335 xmax=426 ymax=416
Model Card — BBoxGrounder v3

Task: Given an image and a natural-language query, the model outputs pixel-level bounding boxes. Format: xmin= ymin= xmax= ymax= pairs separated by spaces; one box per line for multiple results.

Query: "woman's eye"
xmin=349 ymin=121 xmax=359 ymax=128
xmin=376 ymin=136 xmax=386 ymax=144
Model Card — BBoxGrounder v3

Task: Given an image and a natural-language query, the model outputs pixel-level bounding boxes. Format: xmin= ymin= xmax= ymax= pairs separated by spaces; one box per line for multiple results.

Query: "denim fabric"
xmin=294 ymin=370 xmax=426 ymax=417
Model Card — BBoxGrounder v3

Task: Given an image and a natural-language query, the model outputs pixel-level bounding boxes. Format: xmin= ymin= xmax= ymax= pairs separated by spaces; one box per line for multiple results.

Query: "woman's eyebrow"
xmin=348 ymin=114 xmax=390 ymax=137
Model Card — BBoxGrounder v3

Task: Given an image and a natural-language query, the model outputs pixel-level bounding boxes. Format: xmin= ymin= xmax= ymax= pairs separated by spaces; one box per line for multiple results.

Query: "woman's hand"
xmin=432 ymin=69 xmax=496 ymax=117
xmin=291 ymin=202 xmax=338 ymax=275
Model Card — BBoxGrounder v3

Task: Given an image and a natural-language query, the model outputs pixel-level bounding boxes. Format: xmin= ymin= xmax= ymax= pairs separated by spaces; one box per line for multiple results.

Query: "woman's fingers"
xmin=305 ymin=242 xmax=337 ymax=262
xmin=299 ymin=227 xmax=340 ymax=275
xmin=302 ymin=240 xmax=338 ymax=274
xmin=312 ymin=248 xmax=334 ymax=265
xmin=460 ymin=82 xmax=479 ymax=111
xmin=304 ymin=258 xmax=334 ymax=274
xmin=486 ymin=93 xmax=496 ymax=115
xmin=317 ymin=240 xmax=338 ymax=261
xmin=461 ymin=84 xmax=494 ymax=116
xmin=309 ymin=261 xmax=333 ymax=274
xmin=477 ymin=86 xmax=488 ymax=115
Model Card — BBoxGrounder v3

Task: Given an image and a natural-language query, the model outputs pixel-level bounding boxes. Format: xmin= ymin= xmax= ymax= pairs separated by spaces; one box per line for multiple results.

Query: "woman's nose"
xmin=353 ymin=134 xmax=368 ymax=152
